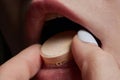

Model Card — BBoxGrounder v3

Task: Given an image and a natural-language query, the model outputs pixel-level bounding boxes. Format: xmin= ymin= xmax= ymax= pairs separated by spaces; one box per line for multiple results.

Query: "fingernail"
xmin=77 ymin=30 xmax=98 ymax=46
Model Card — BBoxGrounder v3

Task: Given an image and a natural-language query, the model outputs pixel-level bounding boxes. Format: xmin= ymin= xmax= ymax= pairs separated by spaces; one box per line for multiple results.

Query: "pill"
xmin=41 ymin=30 xmax=76 ymax=67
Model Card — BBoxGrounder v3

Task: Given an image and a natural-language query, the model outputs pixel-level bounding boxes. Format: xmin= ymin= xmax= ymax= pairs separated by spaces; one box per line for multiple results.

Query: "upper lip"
xmin=24 ymin=0 xmax=83 ymax=46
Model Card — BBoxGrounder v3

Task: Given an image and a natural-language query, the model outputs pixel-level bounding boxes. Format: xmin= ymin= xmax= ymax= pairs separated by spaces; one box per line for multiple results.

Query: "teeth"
xmin=46 ymin=13 xmax=63 ymax=21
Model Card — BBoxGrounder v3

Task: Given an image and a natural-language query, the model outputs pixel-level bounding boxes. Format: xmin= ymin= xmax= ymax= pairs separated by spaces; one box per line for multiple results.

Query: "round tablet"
xmin=41 ymin=30 xmax=76 ymax=67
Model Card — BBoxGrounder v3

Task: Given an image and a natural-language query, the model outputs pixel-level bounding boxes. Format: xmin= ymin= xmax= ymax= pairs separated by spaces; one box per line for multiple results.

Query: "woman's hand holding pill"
xmin=72 ymin=30 xmax=120 ymax=80
xmin=1 ymin=30 xmax=120 ymax=80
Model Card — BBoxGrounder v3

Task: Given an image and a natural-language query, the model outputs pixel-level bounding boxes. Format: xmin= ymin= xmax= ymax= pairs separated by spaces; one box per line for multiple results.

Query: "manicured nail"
xmin=77 ymin=30 xmax=98 ymax=46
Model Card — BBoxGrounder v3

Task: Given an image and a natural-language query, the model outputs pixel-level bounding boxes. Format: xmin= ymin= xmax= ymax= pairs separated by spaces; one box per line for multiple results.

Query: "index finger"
xmin=0 ymin=44 xmax=42 ymax=80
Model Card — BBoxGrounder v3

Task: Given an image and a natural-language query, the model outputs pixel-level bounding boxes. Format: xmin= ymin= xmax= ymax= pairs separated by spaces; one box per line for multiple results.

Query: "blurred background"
xmin=0 ymin=0 xmax=31 ymax=64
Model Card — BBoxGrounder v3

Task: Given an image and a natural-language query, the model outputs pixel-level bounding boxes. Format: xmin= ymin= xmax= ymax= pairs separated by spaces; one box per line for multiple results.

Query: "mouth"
xmin=24 ymin=0 xmax=101 ymax=49
xmin=24 ymin=0 xmax=88 ymax=46
xmin=40 ymin=16 xmax=86 ymax=44
xmin=24 ymin=0 xmax=102 ymax=79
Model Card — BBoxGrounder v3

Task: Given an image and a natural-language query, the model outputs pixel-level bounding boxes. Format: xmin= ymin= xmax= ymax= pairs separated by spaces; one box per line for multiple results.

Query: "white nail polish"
xmin=78 ymin=30 xmax=98 ymax=46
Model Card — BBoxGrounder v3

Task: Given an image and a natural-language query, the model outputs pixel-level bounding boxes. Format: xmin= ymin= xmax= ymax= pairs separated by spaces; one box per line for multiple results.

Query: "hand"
xmin=1 ymin=37 xmax=120 ymax=80
xmin=0 ymin=44 xmax=41 ymax=80
xmin=1 ymin=0 xmax=120 ymax=80
xmin=0 ymin=44 xmax=80 ymax=80
xmin=26 ymin=0 xmax=120 ymax=67
xmin=72 ymin=35 xmax=120 ymax=80
xmin=35 ymin=33 xmax=120 ymax=80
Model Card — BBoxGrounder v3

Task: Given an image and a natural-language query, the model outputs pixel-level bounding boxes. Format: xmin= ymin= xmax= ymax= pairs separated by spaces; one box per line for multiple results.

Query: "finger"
xmin=71 ymin=31 xmax=120 ymax=80
xmin=0 ymin=44 xmax=42 ymax=80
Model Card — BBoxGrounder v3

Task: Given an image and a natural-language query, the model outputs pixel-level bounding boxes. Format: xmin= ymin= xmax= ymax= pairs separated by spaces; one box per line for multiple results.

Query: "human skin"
xmin=25 ymin=0 xmax=120 ymax=66
xmin=0 ymin=0 xmax=120 ymax=80
xmin=25 ymin=0 xmax=120 ymax=79
xmin=0 ymin=38 xmax=120 ymax=80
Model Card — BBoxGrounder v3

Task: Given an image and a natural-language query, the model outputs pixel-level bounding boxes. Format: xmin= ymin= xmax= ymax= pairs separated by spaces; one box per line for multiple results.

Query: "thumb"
xmin=72 ymin=30 xmax=120 ymax=80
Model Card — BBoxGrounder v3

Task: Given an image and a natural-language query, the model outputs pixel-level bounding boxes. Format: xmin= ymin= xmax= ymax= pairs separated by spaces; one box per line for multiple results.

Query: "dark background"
xmin=0 ymin=0 xmax=31 ymax=64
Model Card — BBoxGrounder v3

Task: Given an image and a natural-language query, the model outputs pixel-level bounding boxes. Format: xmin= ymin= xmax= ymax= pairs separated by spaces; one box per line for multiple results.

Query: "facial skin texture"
xmin=1 ymin=0 xmax=120 ymax=80
xmin=25 ymin=0 xmax=120 ymax=66
xmin=24 ymin=0 xmax=120 ymax=79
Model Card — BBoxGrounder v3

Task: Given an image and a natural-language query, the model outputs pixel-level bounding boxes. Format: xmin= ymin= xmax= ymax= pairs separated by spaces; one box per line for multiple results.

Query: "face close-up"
xmin=24 ymin=0 xmax=102 ymax=46
xmin=1 ymin=0 xmax=120 ymax=80
xmin=1 ymin=0 xmax=120 ymax=55
xmin=23 ymin=1 xmax=87 ymax=79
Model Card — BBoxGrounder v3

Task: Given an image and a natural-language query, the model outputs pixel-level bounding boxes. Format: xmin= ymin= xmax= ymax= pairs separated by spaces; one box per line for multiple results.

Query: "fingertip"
xmin=0 ymin=44 xmax=42 ymax=80
xmin=21 ymin=44 xmax=41 ymax=54
xmin=71 ymin=35 xmax=120 ymax=80
xmin=71 ymin=34 xmax=102 ymax=68
xmin=19 ymin=44 xmax=42 ymax=77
